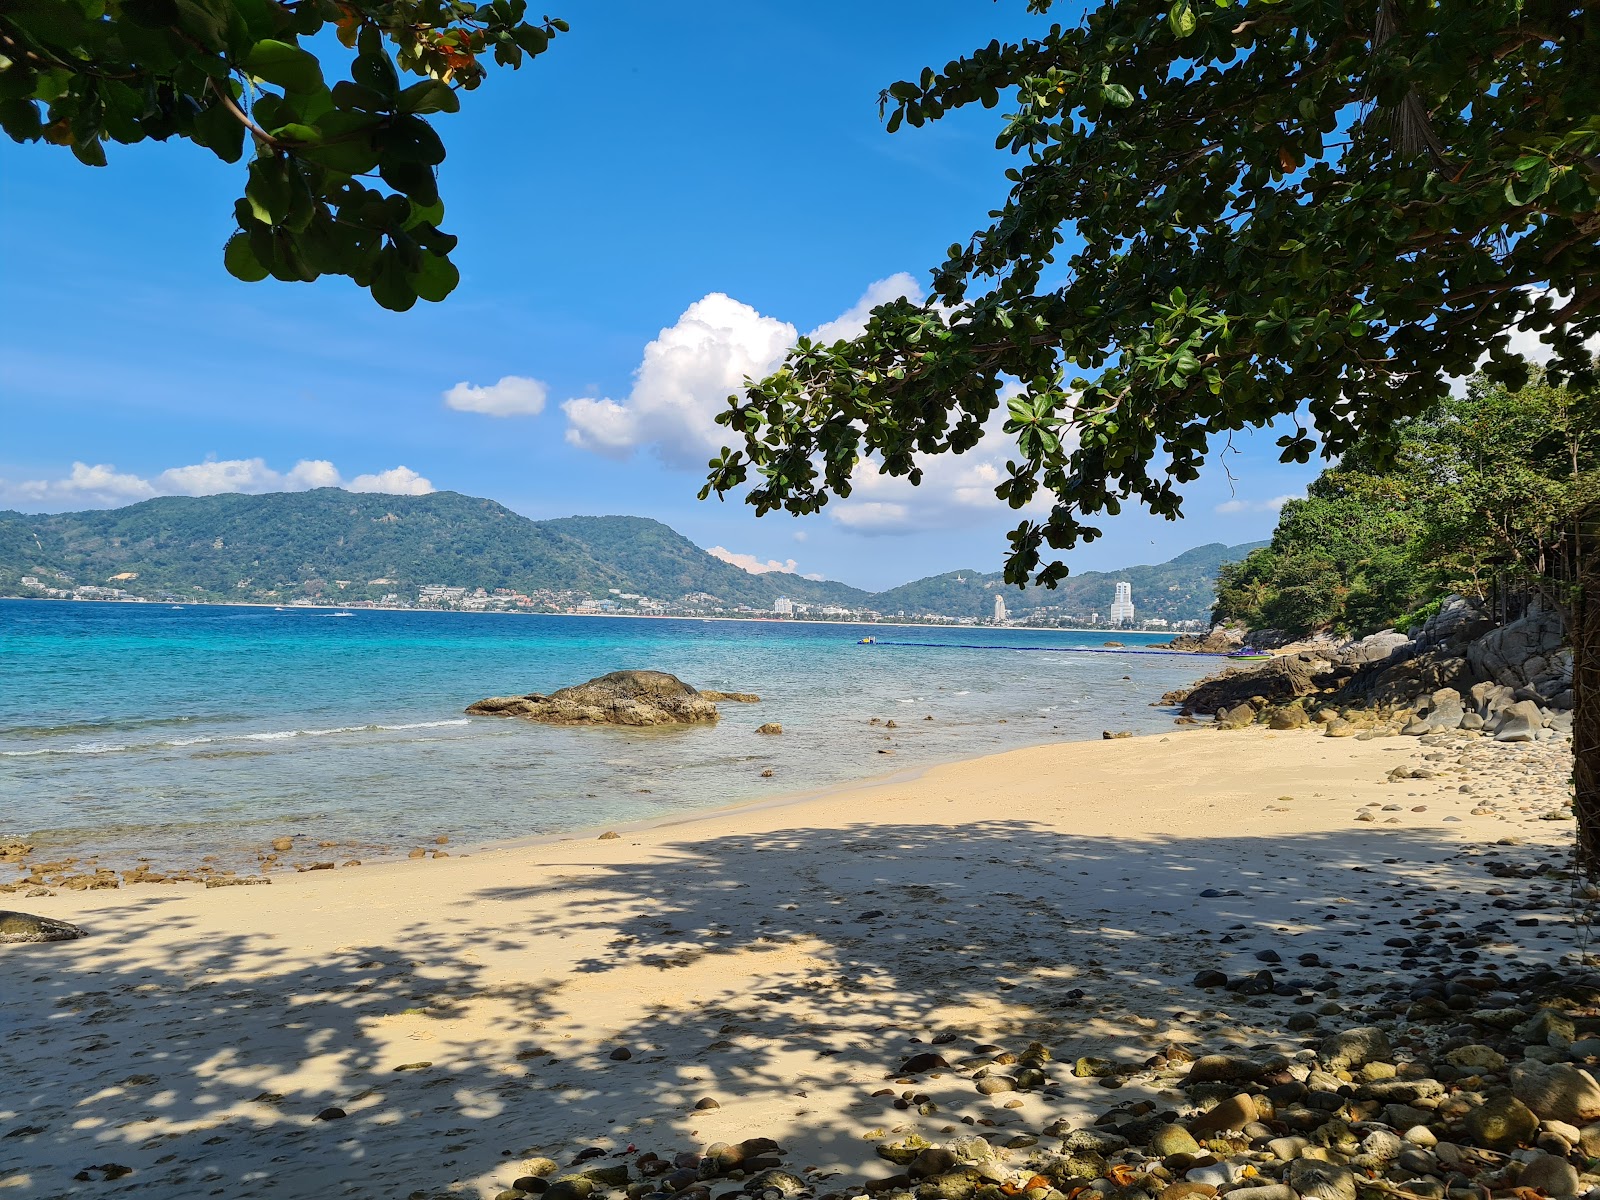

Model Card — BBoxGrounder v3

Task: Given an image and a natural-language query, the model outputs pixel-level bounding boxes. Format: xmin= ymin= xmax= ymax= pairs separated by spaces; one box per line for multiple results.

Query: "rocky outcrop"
xmin=700 ymin=690 xmax=761 ymax=703
xmin=1469 ymin=603 xmax=1572 ymax=708
xmin=0 ymin=911 xmax=86 ymax=943
xmin=467 ymin=670 xmax=722 ymax=726
xmin=1161 ymin=625 xmax=1246 ymax=653
xmin=1163 ymin=652 xmax=1334 ymax=717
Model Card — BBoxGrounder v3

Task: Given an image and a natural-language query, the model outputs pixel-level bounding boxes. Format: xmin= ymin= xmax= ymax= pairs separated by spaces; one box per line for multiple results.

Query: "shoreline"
xmin=0 ymin=594 xmax=1188 ymax=638
xmin=3 ymin=723 xmax=1580 ymax=1199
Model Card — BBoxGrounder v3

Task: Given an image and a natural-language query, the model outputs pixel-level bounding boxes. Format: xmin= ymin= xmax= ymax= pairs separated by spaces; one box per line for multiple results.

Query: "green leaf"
xmin=353 ymin=51 xmax=399 ymax=99
xmin=245 ymin=155 xmax=293 ymax=223
xmin=242 ymin=39 xmax=324 ymax=94
xmin=378 ymin=115 xmax=445 ymax=165
xmin=410 ymin=251 xmax=459 ymax=302
xmin=398 ymin=80 xmax=460 ymax=115
xmin=1168 ymin=0 xmax=1196 ymax=38
xmin=70 ymin=135 xmax=107 ymax=166
xmin=370 ymin=247 xmax=417 ymax=311
xmin=271 ymin=121 xmax=322 ymax=144
xmin=223 ymin=230 xmax=269 ymax=281
xmin=381 ymin=159 xmax=440 ymax=206
xmin=192 ymin=95 xmax=245 ymax=161
xmin=1102 ymin=83 xmax=1134 ymax=108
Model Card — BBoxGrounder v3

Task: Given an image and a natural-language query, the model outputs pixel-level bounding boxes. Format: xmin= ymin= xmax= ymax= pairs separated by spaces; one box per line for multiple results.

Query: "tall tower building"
xmin=993 ymin=594 xmax=1008 ymax=623
xmin=1109 ymin=581 xmax=1135 ymax=625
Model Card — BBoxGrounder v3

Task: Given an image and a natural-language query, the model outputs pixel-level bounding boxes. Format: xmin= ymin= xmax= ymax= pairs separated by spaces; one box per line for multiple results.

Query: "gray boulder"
xmin=1471 ymin=679 xmax=1516 ymax=719
xmin=0 ymin=911 xmax=86 ymax=943
xmin=467 ymin=670 xmax=721 ymax=726
xmin=1469 ymin=605 xmax=1566 ymax=688
xmin=1510 ymin=1062 xmax=1600 ymax=1124
xmin=1517 ymin=1152 xmax=1582 ymax=1198
xmin=1414 ymin=595 xmax=1494 ymax=647
xmin=1493 ymin=699 xmax=1546 ymax=743
xmin=1320 ymin=1026 xmax=1391 ymax=1070
xmin=1338 ymin=630 xmax=1412 ymax=666
xmin=1286 ymin=1160 xmax=1357 ymax=1200
xmin=1420 ymin=687 xmax=1465 ymax=731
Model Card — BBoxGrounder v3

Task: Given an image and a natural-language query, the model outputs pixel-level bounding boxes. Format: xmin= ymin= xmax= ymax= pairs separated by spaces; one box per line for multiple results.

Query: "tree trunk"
xmin=1575 ymin=535 xmax=1600 ymax=875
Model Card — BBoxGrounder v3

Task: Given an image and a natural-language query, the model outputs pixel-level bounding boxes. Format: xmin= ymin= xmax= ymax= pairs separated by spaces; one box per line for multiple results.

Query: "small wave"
xmin=1 ymin=718 xmax=471 ymax=757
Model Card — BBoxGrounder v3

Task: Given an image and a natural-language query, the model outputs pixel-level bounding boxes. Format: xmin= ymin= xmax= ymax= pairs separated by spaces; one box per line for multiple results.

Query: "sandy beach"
xmin=0 ymin=725 xmax=1580 ymax=1199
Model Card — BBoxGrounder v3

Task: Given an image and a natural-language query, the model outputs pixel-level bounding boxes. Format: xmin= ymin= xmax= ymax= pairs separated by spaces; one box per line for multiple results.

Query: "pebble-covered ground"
xmin=0 ymin=725 xmax=1587 ymax=1200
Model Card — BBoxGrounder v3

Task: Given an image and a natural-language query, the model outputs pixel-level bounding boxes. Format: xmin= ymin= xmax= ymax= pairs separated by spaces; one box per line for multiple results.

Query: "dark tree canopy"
xmin=0 ymin=0 xmax=565 ymax=309
xmin=704 ymin=0 xmax=1598 ymax=588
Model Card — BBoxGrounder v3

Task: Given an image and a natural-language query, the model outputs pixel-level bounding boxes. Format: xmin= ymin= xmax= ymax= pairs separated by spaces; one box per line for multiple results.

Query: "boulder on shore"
xmin=467 ymin=670 xmax=721 ymax=726
xmin=0 ymin=910 xmax=86 ymax=943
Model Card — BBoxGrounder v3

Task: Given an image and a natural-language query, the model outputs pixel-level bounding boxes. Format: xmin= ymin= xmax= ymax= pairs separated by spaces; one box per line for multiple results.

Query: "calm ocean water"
xmin=0 ymin=600 xmax=1205 ymax=870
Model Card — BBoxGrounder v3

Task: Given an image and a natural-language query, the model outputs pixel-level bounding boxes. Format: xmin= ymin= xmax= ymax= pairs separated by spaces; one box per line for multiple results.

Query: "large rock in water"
xmin=0 ymin=911 xmax=86 ymax=943
xmin=467 ymin=670 xmax=721 ymax=726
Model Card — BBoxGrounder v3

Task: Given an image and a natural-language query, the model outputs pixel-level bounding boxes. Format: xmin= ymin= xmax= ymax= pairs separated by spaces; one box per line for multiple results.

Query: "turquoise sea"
xmin=0 ymin=600 xmax=1206 ymax=871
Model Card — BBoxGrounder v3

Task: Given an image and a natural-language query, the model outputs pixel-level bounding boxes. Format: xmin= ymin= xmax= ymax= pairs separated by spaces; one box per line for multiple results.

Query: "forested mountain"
xmin=873 ymin=541 xmax=1266 ymax=624
xmin=0 ymin=489 xmax=1256 ymax=620
xmin=0 ymin=491 xmax=866 ymax=608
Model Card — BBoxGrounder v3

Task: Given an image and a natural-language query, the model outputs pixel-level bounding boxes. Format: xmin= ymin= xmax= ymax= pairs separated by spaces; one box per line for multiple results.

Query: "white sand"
xmin=0 ymin=727 xmax=1579 ymax=1198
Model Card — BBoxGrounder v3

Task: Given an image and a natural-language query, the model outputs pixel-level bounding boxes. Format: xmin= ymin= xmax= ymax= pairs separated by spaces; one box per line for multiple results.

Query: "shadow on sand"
xmin=1 ymin=819 xmax=1577 ymax=1198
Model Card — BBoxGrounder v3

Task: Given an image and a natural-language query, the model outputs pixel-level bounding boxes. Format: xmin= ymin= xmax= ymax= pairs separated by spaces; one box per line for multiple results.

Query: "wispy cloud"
xmin=1215 ymin=494 xmax=1300 ymax=515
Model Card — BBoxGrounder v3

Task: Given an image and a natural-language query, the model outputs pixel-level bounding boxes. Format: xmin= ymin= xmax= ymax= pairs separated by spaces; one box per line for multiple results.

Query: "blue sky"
xmin=0 ymin=1 xmax=1319 ymax=591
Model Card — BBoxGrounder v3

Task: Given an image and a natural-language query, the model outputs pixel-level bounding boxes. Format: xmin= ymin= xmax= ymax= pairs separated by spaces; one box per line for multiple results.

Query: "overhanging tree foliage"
xmin=1213 ymin=376 xmax=1599 ymax=644
xmin=0 ymin=0 xmax=564 ymax=309
xmin=701 ymin=0 xmax=1598 ymax=861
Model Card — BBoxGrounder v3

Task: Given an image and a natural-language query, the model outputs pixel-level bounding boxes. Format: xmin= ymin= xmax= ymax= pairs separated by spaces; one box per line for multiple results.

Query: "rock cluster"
xmin=492 ymin=961 xmax=1600 ymax=1200
xmin=1163 ymin=596 xmax=1573 ymax=740
xmin=875 ymin=971 xmax=1600 ymax=1200
xmin=490 ymin=1137 xmax=798 ymax=1200
xmin=468 ymin=671 xmax=724 ymax=727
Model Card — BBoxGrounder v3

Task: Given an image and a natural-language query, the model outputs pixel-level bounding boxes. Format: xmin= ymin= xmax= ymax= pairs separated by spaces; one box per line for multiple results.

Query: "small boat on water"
xmin=1225 ymin=646 xmax=1272 ymax=660
xmin=858 ymin=637 xmax=876 ymax=644
xmin=331 ymin=611 xmax=356 ymax=618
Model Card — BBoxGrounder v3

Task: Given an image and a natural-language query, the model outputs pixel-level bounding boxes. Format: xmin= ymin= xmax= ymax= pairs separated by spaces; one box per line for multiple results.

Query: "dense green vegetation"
xmin=1 ymin=0 xmax=565 ymax=308
xmin=1213 ymin=377 xmax=1599 ymax=638
xmin=0 ymin=489 xmax=1254 ymax=620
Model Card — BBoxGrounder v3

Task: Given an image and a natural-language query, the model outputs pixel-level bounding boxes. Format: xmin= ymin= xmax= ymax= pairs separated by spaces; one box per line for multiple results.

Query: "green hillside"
xmin=0 ymin=490 xmax=868 ymax=608
xmin=0 ymin=489 xmax=1256 ymax=620
xmin=874 ymin=541 xmax=1268 ymax=624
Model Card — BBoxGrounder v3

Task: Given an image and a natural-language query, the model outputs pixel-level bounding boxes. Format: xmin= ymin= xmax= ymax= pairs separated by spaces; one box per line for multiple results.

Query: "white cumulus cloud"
xmin=347 ymin=466 xmax=435 ymax=495
xmin=9 ymin=462 xmax=159 ymax=508
xmin=561 ymin=276 xmax=924 ymax=469
xmin=154 ymin=457 xmax=286 ymax=496
xmin=706 ymin=545 xmax=802 ymax=575
xmin=443 ymin=375 xmax=548 ymax=418
xmin=0 ymin=458 xmax=436 ymax=511
xmin=806 ymin=272 xmax=920 ymax=346
xmin=825 ymin=397 xmax=1060 ymax=536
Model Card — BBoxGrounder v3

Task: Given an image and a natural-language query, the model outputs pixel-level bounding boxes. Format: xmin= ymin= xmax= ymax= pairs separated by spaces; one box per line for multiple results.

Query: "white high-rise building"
xmin=993 ymin=594 xmax=1008 ymax=623
xmin=773 ymin=596 xmax=794 ymax=616
xmin=1109 ymin=581 xmax=1135 ymax=625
